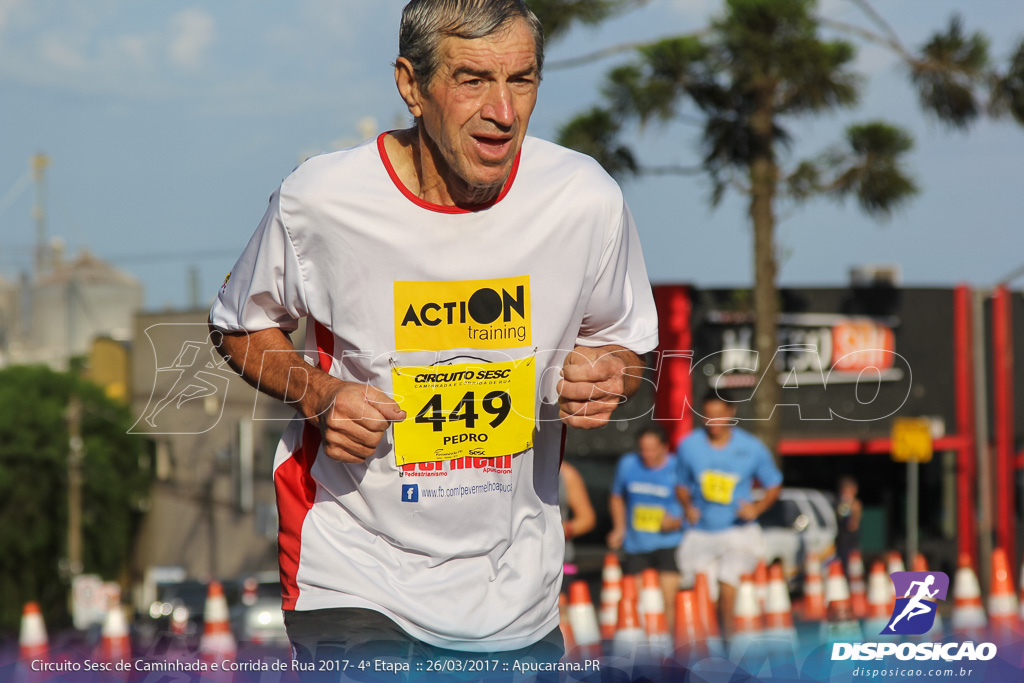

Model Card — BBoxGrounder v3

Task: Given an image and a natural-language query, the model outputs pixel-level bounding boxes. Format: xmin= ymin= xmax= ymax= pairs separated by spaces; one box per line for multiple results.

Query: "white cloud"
xmin=0 ymin=0 xmax=27 ymax=32
xmin=168 ymin=7 xmax=215 ymax=70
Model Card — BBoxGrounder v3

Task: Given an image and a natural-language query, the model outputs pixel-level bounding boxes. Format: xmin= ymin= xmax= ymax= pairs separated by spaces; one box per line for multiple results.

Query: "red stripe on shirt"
xmin=314 ymin=320 xmax=334 ymax=372
xmin=276 ymin=422 xmax=321 ymax=610
xmin=376 ymin=132 xmax=520 ymax=214
xmin=277 ymin=320 xmax=333 ymax=610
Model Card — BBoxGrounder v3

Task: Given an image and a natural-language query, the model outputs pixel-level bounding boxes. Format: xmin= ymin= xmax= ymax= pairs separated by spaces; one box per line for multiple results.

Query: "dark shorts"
xmin=622 ymin=547 xmax=679 ymax=575
xmin=284 ymin=607 xmax=564 ymax=682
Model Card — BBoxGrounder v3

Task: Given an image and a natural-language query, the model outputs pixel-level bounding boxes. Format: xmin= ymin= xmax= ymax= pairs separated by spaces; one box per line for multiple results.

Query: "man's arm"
xmin=210 ymin=322 xmax=405 ymax=463
xmin=736 ymin=485 xmax=782 ymax=522
xmin=849 ymin=498 xmax=863 ymax=532
xmin=607 ymin=493 xmax=627 ymax=550
xmin=677 ymin=484 xmax=701 ymax=525
xmin=561 ymin=462 xmax=596 ymax=540
xmin=558 ymin=345 xmax=644 ymax=429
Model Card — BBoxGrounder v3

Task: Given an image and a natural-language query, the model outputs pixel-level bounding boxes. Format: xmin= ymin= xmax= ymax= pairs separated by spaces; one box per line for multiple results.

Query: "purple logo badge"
xmin=884 ymin=571 xmax=949 ymax=635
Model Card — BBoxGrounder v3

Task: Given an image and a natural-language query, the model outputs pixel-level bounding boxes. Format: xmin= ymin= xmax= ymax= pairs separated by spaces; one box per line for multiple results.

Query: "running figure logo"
xmin=884 ymin=571 xmax=949 ymax=635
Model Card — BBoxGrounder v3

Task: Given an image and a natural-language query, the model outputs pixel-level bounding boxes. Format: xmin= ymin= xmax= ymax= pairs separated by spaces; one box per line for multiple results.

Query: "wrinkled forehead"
xmin=435 ymin=19 xmax=539 ymax=77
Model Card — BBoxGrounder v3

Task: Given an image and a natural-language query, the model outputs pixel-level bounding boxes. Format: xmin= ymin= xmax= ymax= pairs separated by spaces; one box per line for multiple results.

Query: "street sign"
xmin=891 ymin=417 xmax=934 ymax=463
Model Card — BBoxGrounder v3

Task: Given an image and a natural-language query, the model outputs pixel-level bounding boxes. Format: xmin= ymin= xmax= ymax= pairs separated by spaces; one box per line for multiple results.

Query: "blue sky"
xmin=1 ymin=0 xmax=1022 ymax=310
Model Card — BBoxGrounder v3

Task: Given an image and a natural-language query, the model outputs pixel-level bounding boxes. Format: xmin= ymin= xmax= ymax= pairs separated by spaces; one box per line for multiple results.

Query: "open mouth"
xmin=472 ymin=134 xmax=512 ymax=159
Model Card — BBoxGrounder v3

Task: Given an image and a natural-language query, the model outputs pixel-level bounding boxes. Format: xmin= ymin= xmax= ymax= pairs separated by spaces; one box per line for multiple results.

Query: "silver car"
xmin=231 ymin=575 xmax=289 ymax=650
xmin=759 ymin=487 xmax=839 ymax=589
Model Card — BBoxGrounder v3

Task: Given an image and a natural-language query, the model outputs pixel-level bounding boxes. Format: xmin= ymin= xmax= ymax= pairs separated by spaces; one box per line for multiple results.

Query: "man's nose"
xmin=481 ymin=83 xmax=514 ymax=128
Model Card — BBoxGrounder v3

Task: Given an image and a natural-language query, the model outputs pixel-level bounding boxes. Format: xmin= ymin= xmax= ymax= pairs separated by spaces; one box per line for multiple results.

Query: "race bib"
xmin=391 ymin=358 xmax=535 ymax=466
xmin=631 ymin=505 xmax=665 ymax=533
xmin=700 ymin=470 xmax=740 ymax=505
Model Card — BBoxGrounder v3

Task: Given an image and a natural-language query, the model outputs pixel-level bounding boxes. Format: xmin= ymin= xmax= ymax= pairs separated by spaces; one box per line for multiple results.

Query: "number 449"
xmin=415 ymin=391 xmax=511 ymax=432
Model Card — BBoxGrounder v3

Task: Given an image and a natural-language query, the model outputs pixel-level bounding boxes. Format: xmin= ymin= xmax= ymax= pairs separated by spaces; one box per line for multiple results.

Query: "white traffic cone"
xmin=198 ymin=581 xmax=236 ymax=662
xmin=599 ymin=553 xmax=623 ymax=642
xmin=19 ymin=602 xmax=48 ymax=660
xmin=566 ymin=581 xmax=602 ymax=660
xmin=848 ymin=550 xmax=868 ymax=618
xmin=728 ymin=574 xmax=764 ymax=661
xmin=823 ymin=560 xmax=862 ymax=643
xmin=864 ymin=560 xmax=895 ymax=638
xmin=951 ymin=553 xmax=987 ymax=641
xmin=97 ymin=597 xmax=131 ymax=665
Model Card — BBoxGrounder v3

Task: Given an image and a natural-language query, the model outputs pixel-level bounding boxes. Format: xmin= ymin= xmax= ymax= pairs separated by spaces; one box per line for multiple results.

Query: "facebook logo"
xmin=401 ymin=484 xmax=419 ymax=503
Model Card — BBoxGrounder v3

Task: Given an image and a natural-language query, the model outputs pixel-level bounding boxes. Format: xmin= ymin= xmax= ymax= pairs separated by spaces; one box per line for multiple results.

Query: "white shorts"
xmin=675 ymin=524 xmax=765 ymax=593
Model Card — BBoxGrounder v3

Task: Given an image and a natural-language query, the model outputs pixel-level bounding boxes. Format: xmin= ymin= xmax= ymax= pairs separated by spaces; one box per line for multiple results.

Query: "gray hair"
xmin=398 ymin=0 xmax=544 ymax=87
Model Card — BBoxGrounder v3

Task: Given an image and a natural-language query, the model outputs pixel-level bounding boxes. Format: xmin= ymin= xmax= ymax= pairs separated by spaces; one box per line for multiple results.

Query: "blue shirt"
xmin=677 ymin=428 xmax=783 ymax=532
xmin=611 ymin=452 xmax=685 ymax=554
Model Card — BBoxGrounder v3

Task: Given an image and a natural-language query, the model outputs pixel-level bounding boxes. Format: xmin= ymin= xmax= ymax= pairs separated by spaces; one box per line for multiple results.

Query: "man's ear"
xmin=395 ymin=57 xmax=423 ymax=118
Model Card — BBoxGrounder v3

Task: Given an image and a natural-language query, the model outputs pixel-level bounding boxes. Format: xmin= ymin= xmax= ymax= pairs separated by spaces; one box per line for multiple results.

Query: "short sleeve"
xmin=575 ymin=201 xmax=658 ymax=354
xmin=753 ymin=438 xmax=783 ymax=489
xmin=209 ymin=188 xmax=309 ymax=333
xmin=675 ymin=445 xmax=693 ymax=492
xmin=611 ymin=455 xmax=630 ymax=497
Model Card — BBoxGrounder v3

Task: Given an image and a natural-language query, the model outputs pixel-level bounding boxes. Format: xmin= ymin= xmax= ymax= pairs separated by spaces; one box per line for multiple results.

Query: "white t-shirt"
xmin=210 ymin=133 xmax=658 ymax=651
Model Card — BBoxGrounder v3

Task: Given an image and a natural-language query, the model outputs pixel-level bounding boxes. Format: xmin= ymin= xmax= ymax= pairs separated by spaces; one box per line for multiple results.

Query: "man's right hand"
xmin=684 ymin=504 xmax=701 ymax=525
xmin=606 ymin=527 xmax=625 ymax=550
xmin=308 ymin=381 xmax=406 ymax=463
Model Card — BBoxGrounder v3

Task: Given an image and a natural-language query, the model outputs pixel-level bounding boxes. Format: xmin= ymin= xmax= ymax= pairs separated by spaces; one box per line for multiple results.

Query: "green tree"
xmin=0 ymin=365 xmax=150 ymax=633
xmin=532 ymin=0 xmax=1024 ymax=454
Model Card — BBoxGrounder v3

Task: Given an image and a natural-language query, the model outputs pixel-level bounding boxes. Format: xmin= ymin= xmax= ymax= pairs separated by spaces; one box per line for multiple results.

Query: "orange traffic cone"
xmin=694 ymin=572 xmax=723 ymax=654
xmin=801 ymin=552 xmax=826 ymax=622
xmin=638 ymin=568 xmax=670 ymax=657
xmin=763 ymin=563 xmax=796 ymax=637
xmin=621 ymin=575 xmax=638 ymax=610
xmin=97 ymin=594 xmax=131 ymax=665
xmin=599 ymin=553 xmax=623 ymax=641
xmin=988 ymin=548 xmax=1020 ymax=641
xmin=198 ymin=581 xmax=236 ymax=662
xmin=732 ymin=574 xmax=764 ymax=634
xmin=753 ymin=560 xmax=769 ymax=613
xmin=848 ymin=551 xmax=868 ymax=618
xmin=951 ymin=553 xmax=987 ymax=641
xmin=639 ymin=568 xmax=665 ymax=619
xmin=885 ymin=552 xmax=904 ymax=617
xmin=559 ymin=593 xmax=577 ymax=656
xmin=611 ymin=593 xmax=645 ymax=658
xmin=566 ymin=581 xmax=602 ymax=659
xmin=673 ymin=589 xmax=709 ymax=664
xmin=887 ymin=551 xmax=906 ymax=575
xmin=729 ymin=574 xmax=764 ymax=661
xmin=19 ymin=602 xmax=48 ymax=660
xmin=864 ymin=560 xmax=894 ymax=637
xmin=824 ymin=560 xmax=862 ymax=642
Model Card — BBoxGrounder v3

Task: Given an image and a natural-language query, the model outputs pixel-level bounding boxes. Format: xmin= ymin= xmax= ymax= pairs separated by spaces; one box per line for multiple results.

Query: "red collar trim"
xmin=376 ymin=132 xmax=520 ymax=214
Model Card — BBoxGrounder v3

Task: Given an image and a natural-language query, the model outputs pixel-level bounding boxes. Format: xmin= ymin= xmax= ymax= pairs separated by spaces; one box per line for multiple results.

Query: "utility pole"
xmin=66 ymin=393 xmax=84 ymax=579
xmin=32 ymin=153 xmax=49 ymax=277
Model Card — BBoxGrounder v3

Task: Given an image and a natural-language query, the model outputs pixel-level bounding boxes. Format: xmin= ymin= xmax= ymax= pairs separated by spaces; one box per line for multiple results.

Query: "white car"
xmin=758 ymin=488 xmax=838 ymax=589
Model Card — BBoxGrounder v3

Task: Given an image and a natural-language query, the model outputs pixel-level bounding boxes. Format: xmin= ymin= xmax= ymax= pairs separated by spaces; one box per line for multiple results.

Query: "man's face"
xmin=638 ymin=434 xmax=668 ymax=469
xmin=702 ymin=399 xmax=736 ymax=440
xmin=416 ymin=19 xmax=538 ymax=198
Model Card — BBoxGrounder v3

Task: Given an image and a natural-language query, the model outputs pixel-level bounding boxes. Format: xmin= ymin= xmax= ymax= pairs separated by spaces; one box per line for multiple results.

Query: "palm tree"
xmin=532 ymin=0 xmax=1021 ymax=455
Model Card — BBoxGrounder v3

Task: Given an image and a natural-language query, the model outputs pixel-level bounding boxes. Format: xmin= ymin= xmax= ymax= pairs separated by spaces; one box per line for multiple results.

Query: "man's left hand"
xmin=558 ymin=345 xmax=636 ymax=429
xmin=736 ymin=500 xmax=760 ymax=521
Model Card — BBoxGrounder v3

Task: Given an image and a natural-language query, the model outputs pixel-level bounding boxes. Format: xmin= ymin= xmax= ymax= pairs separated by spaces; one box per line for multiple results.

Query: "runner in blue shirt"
xmin=675 ymin=394 xmax=782 ymax=639
xmin=608 ymin=426 xmax=685 ymax=627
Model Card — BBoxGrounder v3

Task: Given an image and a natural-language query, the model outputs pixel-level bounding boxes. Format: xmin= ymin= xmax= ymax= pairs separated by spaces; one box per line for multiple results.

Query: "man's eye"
xmin=462 ymin=78 xmax=482 ymax=87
